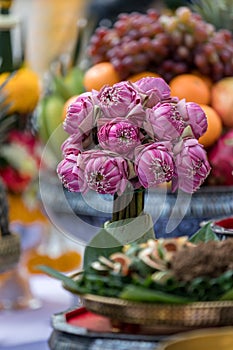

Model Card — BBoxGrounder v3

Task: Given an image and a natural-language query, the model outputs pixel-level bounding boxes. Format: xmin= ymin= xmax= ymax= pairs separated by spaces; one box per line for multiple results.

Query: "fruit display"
xmin=198 ymin=104 xmax=223 ymax=148
xmin=83 ymin=61 xmax=121 ymax=91
xmin=0 ymin=65 xmax=44 ymax=192
xmin=210 ymin=77 xmax=233 ymax=128
xmin=36 ymin=4 xmax=233 ymax=186
xmin=36 ymin=66 xmax=85 ymax=160
xmin=87 ymin=6 xmax=233 ymax=82
xmin=191 ymin=0 xmax=233 ymax=32
xmin=81 ymin=5 xmax=233 ymax=187
xmin=0 ymin=67 xmax=41 ymax=116
xmin=207 ymin=129 xmax=233 ymax=186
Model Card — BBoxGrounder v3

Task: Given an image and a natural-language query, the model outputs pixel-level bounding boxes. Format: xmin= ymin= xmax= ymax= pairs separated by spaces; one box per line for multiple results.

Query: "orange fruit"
xmin=61 ymin=95 xmax=79 ymax=121
xmin=210 ymin=77 xmax=233 ymax=128
xmin=128 ymin=71 xmax=161 ymax=82
xmin=198 ymin=104 xmax=223 ymax=148
xmin=83 ymin=62 xmax=121 ymax=91
xmin=191 ymin=70 xmax=213 ymax=90
xmin=169 ymin=73 xmax=211 ymax=105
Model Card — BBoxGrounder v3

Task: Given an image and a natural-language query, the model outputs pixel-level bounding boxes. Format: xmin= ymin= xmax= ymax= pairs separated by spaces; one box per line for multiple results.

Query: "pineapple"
xmin=191 ymin=0 xmax=233 ymax=32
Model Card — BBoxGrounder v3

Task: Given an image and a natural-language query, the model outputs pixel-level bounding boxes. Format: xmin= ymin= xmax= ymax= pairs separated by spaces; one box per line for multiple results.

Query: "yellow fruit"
xmin=0 ymin=67 xmax=41 ymax=114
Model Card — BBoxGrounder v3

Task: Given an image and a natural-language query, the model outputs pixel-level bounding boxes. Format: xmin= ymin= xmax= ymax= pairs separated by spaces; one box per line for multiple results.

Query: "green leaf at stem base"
xmin=83 ymin=213 xmax=155 ymax=269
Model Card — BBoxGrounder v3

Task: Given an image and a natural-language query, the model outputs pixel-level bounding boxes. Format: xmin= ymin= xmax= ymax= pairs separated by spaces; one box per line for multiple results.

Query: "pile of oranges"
xmin=62 ymin=61 xmax=232 ymax=151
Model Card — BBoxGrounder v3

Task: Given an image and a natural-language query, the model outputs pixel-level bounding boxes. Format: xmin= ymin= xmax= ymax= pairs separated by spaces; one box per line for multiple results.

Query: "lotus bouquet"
xmin=57 ymin=77 xmax=211 ymax=248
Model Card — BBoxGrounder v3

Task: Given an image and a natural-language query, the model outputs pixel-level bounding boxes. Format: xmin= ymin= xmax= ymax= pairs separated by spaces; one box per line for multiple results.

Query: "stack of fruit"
xmin=0 ymin=67 xmax=43 ymax=191
xmin=36 ymin=65 xmax=85 ymax=160
xmin=0 ymin=67 xmax=41 ymax=124
xmin=37 ymin=3 xmax=233 ymax=186
xmin=81 ymin=4 xmax=233 ymax=187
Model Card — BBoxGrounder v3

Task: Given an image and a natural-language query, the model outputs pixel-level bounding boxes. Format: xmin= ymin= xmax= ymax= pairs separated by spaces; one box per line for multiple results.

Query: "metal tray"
xmin=80 ymin=293 xmax=233 ymax=328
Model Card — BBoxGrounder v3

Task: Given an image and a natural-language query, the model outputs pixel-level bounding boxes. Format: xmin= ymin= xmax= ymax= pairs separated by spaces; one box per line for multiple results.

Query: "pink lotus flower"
xmin=146 ymin=101 xmax=186 ymax=142
xmin=63 ymin=92 xmax=98 ymax=135
xmin=57 ymin=76 xmax=211 ymax=197
xmin=57 ymin=153 xmax=86 ymax=192
xmin=177 ymin=100 xmax=208 ymax=139
xmin=61 ymin=133 xmax=83 ymax=156
xmin=98 ymin=118 xmax=141 ymax=158
xmin=61 ymin=129 xmax=95 ymax=156
xmin=133 ymin=77 xmax=171 ymax=108
xmin=77 ymin=150 xmax=130 ymax=195
xmin=135 ymin=142 xmax=175 ymax=188
xmin=172 ymin=138 xmax=211 ymax=193
xmin=95 ymin=81 xmax=145 ymax=126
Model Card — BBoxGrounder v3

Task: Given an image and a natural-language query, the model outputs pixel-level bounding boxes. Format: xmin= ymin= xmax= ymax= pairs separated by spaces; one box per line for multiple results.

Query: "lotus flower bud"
xmin=177 ymin=100 xmax=208 ymax=139
xmin=61 ymin=132 xmax=83 ymax=156
xmin=95 ymin=81 xmax=145 ymax=126
xmin=61 ymin=128 xmax=95 ymax=156
xmin=146 ymin=101 xmax=185 ymax=142
xmin=57 ymin=153 xmax=86 ymax=192
xmin=133 ymin=77 xmax=171 ymax=108
xmin=172 ymin=138 xmax=211 ymax=193
xmin=98 ymin=118 xmax=141 ymax=158
xmin=77 ymin=150 xmax=129 ymax=195
xmin=135 ymin=142 xmax=175 ymax=188
xmin=63 ymin=92 xmax=98 ymax=135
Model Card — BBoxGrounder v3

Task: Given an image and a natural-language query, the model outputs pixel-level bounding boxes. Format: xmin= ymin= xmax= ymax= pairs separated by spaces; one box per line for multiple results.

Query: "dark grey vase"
xmin=40 ymin=173 xmax=233 ymax=242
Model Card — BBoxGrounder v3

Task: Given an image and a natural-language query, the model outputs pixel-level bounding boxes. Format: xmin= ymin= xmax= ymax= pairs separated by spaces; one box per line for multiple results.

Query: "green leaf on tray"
xmin=37 ymin=265 xmax=81 ymax=293
xmin=120 ymin=285 xmax=194 ymax=304
xmin=83 ymin=213 xmax=155 ymax=269
xmin=83 ymin=228 xmax=122 ymax=270
xmin=189 ymin=222 xmax=220 ymax=243
xmin=220 ymin=287 xmax=233 ymax=301
xmin=106 ymin=213 xmax=155 ymax=244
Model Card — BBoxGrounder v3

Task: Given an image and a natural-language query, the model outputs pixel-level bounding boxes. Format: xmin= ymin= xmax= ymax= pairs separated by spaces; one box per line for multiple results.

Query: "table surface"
xmin=0 ymin=274 xmax=76 ymax=350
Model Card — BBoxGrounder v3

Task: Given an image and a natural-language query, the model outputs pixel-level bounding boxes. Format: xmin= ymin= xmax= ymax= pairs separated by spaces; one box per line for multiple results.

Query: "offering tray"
xmin=61 ymin=269 xmax=233 ymax=330
xmin=49 ymin=306 xmax=193 ymax=350
xmin=49 ymin=305 xmax=233 ymax=350
xmin=80 ymin=294 xmax=233 ymax=329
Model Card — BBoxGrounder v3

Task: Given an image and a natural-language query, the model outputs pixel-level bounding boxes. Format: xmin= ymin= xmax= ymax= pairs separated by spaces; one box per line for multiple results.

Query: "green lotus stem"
xmin=112 ymin=187 xmax=145 ymax=222
xmin=136 ymin=188 xmax=144 ymax=216
xmin=118 ymin=191 xmax=127 ymax=221
xmin=112 ymin=193 xmax=119 ymax=222
xmin=129 ymin=191 xmax=136 ymax=218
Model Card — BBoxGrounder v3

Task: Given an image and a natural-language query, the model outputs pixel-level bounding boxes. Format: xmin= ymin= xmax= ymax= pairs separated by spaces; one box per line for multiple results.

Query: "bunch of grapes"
xmin=87 ymin=7 xmax=233 ymax=82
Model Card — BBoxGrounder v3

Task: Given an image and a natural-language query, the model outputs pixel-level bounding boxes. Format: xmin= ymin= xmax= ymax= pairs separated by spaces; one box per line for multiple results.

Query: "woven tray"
xmin=0 ymin=179 xmax=20 ymax=272
xmin=63 ymin=269 xmax=233 ymax=330
xmin=81 ymin=294 xmax=233 ymax=328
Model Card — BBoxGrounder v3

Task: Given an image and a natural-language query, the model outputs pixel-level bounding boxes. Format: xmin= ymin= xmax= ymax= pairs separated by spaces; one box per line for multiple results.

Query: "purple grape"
xmin=87 ymin=7 xmax=233 ymax=82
